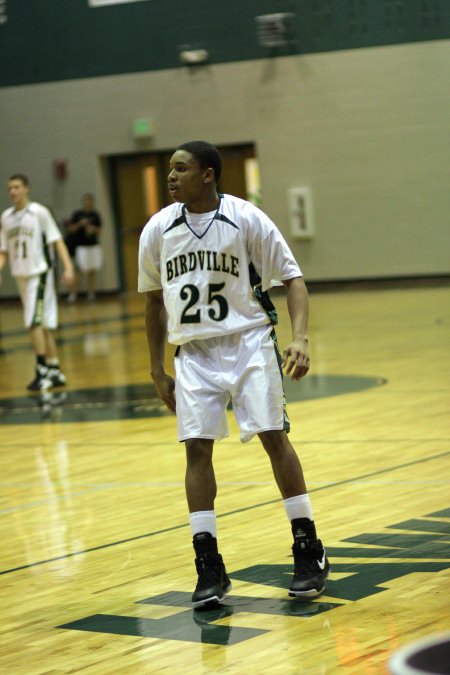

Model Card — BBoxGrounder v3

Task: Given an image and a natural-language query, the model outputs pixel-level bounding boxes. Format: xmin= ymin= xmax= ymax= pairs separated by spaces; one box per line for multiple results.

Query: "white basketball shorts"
xmin=174 ymin=323 xmax=290 ymax=443
xmin=16 ymin=270 xmax=58 ymax=329
xmin=75 ymin=245 xmax=103 ymax=272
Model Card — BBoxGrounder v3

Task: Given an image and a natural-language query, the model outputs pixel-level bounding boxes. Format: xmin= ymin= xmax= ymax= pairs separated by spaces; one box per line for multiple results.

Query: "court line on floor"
xmin=2 ymin=477 xmax=449 ymax=517
xmin=1 ymin=449 xmax=448 ymax=577
xmin=0 ymin=438 xmax=449 ymax=450
xmin=0 ymin=311 xmax=143 ymax=339
xmin=2 ymin=477 xmax=449 ymax=492
xmin=1 ymin=474 xmax=450 ymax=515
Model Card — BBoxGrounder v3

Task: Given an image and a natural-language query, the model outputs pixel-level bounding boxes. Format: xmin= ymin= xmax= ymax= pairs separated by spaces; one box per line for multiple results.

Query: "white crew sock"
xmin=189 ymin=510 xmax=217 ymax=537
xmin=283 ymin=494 xmax=314 ymax=522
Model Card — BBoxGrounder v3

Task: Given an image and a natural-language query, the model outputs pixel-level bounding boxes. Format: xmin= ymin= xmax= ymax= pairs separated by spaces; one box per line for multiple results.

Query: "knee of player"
xmin=258 ymin=429 xmax=292 ymax=455
xmin=185 ymin=438 xmax=214 ymax=465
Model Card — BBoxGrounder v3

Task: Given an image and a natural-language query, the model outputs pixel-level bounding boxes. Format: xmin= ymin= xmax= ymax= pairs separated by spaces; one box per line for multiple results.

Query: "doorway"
xmin=109 ymin=143 xmax=259 ymax=292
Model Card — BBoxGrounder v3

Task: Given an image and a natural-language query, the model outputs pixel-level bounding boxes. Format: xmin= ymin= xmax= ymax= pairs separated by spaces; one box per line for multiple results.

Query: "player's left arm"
xmin=282 ymin=276 xmax=310 ymax=381
xmin=0 ymin=250 xmax=8 ymax=287
xmin=54 ymin=238 xmax=75 ymax=288
xmin=39 ymin=206 xmax=75 ymax=287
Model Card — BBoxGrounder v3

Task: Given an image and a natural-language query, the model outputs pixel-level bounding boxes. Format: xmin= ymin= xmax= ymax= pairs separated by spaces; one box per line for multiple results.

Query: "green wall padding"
xmin=0 ymin=0 xmax=448 ymax=87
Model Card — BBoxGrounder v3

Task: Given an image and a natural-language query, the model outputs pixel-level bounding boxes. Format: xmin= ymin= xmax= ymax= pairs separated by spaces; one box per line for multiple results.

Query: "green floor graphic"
xmin=0 ymin=374 xmax=385 ymax=424
xmin=59 ymin=594 xmax=341 ymax=646
xmin=59 ymin=511 xmax=449 ymax=646
xmin=60 ymin=610 xmax=267 ymax=646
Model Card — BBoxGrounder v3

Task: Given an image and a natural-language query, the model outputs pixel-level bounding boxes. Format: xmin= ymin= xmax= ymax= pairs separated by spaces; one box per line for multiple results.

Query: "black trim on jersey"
xmin=163 ymin=215 xmax=185 ymax=235
xmin=181 ymin=195 xmax=222 ymax=240
xmin=164 ymin=196 xmax=239 ymax=240
xmin=248 ymin=262 xmax=279 ymax=325
xmin=215 ymin=213 xmax=239 ymax=230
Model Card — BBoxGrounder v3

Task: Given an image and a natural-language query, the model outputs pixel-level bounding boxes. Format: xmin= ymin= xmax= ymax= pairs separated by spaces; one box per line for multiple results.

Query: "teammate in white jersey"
xmin=138 ymin=141 xmax=329 ymax=607
xmin=0 ymin=174 xmax=75 ymax=390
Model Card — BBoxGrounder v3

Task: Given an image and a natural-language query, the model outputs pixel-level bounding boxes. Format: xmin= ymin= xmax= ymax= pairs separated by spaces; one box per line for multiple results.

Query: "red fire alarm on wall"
xmin=53 ymin=159 xmax=68 ymax=180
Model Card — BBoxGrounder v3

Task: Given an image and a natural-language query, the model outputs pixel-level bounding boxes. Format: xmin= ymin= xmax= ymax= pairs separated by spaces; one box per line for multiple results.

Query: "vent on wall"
xmin=287 ymin=187 xmax=315 ymax=240
xmin=255 ymin=13 xmax=296 ymax=48
xmin=0 ymin=0 xmax=7 ymax=24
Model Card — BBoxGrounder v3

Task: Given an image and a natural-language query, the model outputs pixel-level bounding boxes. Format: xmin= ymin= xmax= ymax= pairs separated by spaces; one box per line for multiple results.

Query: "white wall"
xmin=1 ymin=40 xmax=449 ymax=296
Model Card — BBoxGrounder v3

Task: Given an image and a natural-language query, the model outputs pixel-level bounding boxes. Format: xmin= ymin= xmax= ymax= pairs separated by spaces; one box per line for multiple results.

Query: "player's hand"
xmin=62 ymin=268 xmax=76 ymax=289
xmin=282 ymin=338 xmax=310 ymax=381
xmin=152 ymin=372 xmax=176 ymax=412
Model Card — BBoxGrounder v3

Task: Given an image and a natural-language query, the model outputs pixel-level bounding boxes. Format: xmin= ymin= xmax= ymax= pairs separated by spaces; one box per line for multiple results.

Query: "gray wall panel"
xmin=1 ymin=41 xmax=449 ymax=296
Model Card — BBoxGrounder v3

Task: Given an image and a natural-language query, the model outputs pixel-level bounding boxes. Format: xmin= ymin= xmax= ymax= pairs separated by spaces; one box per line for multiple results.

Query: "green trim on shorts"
xmin=269 ymin=328 xmax=291 ymax=434
xmin=42 ymin=232 xmax=52 ymax=269
xmin=31 ymin=272 xmax=47 ymax=327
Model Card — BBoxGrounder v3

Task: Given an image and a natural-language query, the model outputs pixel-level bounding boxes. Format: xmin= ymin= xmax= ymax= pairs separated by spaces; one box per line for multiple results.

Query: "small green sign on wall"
xmin=132 ymin=118 xmax=154 ymax=139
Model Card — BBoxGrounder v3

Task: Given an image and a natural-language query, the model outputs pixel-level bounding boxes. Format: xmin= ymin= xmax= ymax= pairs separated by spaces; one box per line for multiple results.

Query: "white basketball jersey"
xmin=138 ymin=194 xmax=301 ymax=345
xmin=0 ymin=202 xmax=61 ymax=277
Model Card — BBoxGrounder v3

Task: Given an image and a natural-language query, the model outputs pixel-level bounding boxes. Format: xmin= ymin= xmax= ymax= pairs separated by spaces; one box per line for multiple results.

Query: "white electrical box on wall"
xmin=287 ymin=187 xmax=315 ymax=239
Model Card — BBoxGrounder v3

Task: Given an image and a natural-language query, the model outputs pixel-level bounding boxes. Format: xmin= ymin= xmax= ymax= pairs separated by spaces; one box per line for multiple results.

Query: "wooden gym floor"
xmin=0 ymin=283 xmax=449 ymax=674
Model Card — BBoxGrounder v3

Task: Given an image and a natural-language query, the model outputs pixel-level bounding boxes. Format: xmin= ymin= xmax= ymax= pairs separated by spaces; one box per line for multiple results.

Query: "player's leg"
xmin=17 ymin=274 xmax=51 ymax=390
xmin=175 ymin=338 xmax=231 ymax=607
xmin=44 ymin=330 xmax=66 ymax=387
xmin=231 ymin=325 xmax=329 ymax=598
xmin=185 ymin=438 xmax=216 ymax=512
xmin=29 ymin=324 xmax=47 ymax=356
xmin=43 ymin=269 xmax=66 ymax=387
xmin=86 ymin=245 xmax=102 ymax=300
xmin=43 ymin=328 xmax=57 ymax=361
xmin=258 ymin=428 xmax=307 ymax=497
xmin=87 ymin=270 xmax=96 ymax=300
xmin=258 ymin=429 xmax=329 ymax=598
xmin=27 ymin=325 xmax=52 ymax=390
xmin=75 ymin=247 xmax=88 ymax=298
xmin=185 ymin=438 xmax=231 ymax=608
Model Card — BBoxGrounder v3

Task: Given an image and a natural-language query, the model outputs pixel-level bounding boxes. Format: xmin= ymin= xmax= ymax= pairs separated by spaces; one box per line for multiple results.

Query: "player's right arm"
xmin=145 ymin=290 xmax=176 ymax=412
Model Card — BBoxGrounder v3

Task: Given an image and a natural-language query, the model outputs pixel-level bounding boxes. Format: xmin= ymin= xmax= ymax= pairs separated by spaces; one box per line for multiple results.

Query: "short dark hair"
xmin=177 ymin=140 xmax=222 ymax=183
xmin=9 ymin=174 xmax=29 ymax=186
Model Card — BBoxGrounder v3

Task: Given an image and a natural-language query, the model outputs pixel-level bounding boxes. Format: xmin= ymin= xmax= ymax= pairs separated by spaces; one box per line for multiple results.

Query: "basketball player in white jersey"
xmin=138 ymin=141 xmax=329 ymax=608
xmin=0 ymin=174 xmax=75 ymax=390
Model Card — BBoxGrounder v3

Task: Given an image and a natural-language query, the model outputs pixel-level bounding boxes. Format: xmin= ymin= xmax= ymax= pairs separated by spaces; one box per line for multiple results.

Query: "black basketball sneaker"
xmin=289 ymin=518 xmax=330 ymax=599
xmin=192 ymin=532 xmax=231 ymax=608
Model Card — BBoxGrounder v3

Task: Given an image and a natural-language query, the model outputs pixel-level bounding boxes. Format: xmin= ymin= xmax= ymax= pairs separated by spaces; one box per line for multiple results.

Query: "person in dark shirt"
xmin=66 ymin=193 xmax=103 ymax=302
